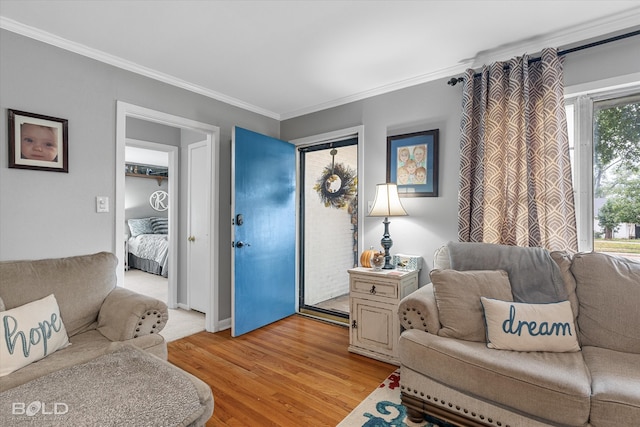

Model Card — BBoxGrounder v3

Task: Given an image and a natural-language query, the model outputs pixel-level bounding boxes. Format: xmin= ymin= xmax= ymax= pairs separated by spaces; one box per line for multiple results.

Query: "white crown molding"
xmin=0 ymin=16 xmax=280 ymax=120
xmin=281 ymin=8 xmax=640 ymax=120
xmin=279 ymin=62 xmax=470 ymax=120
xmin=470 ymin=8 xmax=640 ymax=67
xmin=3 ymin=7 xmax=639 ymax=122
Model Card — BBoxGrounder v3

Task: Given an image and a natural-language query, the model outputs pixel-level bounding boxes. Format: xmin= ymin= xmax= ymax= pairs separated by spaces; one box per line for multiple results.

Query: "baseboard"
xmin=218 ymin=317 xmax=231 ymax=331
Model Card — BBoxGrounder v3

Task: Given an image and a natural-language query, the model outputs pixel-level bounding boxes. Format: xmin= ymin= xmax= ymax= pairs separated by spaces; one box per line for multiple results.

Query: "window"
xmin=566 ymin=87 xmax=640 ymax=261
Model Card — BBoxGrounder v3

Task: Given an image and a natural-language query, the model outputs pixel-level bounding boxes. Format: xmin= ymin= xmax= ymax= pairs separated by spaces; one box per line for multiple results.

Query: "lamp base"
xmin=381 ymin=217 xmax=394 ymax=269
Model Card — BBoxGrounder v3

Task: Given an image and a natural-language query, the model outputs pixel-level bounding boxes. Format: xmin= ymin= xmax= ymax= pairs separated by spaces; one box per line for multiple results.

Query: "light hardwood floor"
xmin=168 ymin=314 xmax=396 ymax=426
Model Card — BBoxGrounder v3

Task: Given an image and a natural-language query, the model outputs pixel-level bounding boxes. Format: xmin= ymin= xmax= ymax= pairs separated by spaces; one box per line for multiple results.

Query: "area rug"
xmin=338 ymin=369 xmax=449 ymax=427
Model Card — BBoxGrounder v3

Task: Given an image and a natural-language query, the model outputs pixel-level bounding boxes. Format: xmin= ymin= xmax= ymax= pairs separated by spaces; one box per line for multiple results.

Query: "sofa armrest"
xmin=399 ymin=282 xmax=441 ymax=334
xmin=97 ymin=287 xmax=168 ymax=342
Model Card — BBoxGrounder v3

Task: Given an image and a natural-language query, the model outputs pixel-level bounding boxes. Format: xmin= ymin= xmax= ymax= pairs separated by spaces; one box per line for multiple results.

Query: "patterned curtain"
xmin=457 ymin=48 xmax=578 ymax=252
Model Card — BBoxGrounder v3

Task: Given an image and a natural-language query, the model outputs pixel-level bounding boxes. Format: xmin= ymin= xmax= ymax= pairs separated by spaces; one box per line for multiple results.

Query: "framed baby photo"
xmin=8 ymin=109 xmax=69 ymax=173
xmin=386 ymin=129 xmax=439 ymax=197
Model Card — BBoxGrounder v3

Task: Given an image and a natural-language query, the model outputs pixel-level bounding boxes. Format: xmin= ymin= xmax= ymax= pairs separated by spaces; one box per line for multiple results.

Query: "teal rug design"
xmin=338 ymin=369 xmax=448 ymax=427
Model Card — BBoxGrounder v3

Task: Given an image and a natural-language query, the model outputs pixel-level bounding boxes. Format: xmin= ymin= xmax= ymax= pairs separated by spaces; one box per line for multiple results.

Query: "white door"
xmin=187 ymin=140 xmax=211 ymax=313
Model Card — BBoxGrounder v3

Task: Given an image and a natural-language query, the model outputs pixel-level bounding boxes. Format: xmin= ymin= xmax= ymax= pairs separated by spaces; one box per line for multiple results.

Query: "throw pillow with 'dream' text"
xmin=481 ymin=298 xmax=580 ymax=352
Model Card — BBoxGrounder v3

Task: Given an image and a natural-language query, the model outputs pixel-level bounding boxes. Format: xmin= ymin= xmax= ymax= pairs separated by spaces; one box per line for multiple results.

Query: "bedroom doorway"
xmin=116 ymin=101 xmax=221 ymax=333
xmin=124 ymin=139 xmax=172 ymax=286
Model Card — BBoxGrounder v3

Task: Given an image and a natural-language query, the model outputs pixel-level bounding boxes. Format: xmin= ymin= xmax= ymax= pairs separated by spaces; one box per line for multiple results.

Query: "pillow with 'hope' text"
xmin=0 ymin=294 xmax=70 ymax=376
xmin=481 ymin=297 xmax=580 ymax=352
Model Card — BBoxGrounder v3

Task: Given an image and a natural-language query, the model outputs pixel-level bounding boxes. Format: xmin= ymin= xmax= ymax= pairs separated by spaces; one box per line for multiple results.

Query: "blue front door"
xmin=232 ymin=127 xmax=296 ymax=336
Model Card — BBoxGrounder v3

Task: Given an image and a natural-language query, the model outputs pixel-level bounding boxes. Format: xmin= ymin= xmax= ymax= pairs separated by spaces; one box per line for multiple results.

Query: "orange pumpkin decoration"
xmin=360 ymin=247 xmax=378 ymax=268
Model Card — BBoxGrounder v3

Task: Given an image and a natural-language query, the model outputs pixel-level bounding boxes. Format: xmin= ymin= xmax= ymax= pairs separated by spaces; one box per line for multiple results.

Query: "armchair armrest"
xmin=399 ymin=282 xmax=441 ymax=334
xmin=97 ymin=287 xmax=168 ymax=342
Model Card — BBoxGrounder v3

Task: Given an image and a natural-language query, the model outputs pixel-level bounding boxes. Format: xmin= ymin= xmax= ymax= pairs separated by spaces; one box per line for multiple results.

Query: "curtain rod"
xmin=447 ymin=29 xmax=640 ymax=86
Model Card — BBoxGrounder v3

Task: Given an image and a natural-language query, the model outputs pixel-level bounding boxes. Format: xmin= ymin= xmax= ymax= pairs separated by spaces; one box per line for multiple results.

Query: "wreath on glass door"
xmin=314 ymin=148 xmax=357 ymax=209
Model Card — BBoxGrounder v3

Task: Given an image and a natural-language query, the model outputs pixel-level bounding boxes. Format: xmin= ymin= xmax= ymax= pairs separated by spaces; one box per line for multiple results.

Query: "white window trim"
xmin=565 ymin=74 xmax=640 ymax=252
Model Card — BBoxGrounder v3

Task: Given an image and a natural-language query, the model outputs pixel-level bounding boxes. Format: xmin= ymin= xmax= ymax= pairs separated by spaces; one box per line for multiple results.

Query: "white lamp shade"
xmin=368 ymin=183 xmax=408 ymax=217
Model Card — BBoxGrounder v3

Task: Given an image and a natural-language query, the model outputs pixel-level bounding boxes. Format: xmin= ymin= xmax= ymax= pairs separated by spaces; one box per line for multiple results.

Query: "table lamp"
xmin=368 ymin=183 xmax=407 ymax=269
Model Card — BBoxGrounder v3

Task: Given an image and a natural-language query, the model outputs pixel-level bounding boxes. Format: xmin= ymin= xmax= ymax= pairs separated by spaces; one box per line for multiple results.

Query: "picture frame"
xmin=387 ymin=129 xmax=439 ymax=197
xmin=8 ymin=109 xmax=68 ymax=173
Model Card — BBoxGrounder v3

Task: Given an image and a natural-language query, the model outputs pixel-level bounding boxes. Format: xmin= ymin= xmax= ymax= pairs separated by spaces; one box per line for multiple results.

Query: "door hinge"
xmin=351 ymin=320 xmax=357 ymax=329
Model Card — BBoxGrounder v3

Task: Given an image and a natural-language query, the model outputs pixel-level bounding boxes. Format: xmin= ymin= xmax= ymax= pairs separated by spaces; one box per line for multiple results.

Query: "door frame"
xmin=125 ymin=138 xmax=178 ymax=309
xmin=291 ymin=125 xmax=365 ymax=316
xmin=115 ymin=101 xmax=221 ymax=332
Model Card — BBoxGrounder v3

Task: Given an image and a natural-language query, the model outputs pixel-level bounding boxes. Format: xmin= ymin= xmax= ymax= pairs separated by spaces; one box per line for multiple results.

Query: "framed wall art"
xmin=387 ymin=129 xmax=439 ymax=197
xmin=8 ymin=109 xmax=69 ymax=173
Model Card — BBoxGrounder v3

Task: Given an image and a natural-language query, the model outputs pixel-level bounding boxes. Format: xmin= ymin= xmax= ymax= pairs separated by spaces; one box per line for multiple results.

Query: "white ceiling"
xmin=1 ymin=1 xmax=639 ymax=120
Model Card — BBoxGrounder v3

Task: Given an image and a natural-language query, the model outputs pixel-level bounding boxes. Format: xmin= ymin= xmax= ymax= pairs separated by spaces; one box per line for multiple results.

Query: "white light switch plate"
xmin=96 ymin=196 xmax=109 ymax=213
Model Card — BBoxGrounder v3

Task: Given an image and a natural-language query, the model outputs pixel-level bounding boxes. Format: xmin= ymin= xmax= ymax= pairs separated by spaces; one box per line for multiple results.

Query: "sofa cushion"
xmin=572 ymin=252 xmax=640 ymax=353
xmin=398 ymin=329 xmax=591 ymax=426
xmin=446 ymin=241 xmax=567 ymax=304
xmin=0 ymin=252 xmax=117 ymax=337
xmin=0 ymin=294 xmax=70 ymax=377
xmin=583 ymin=346 xmax=640 ymax=427
xmin=431 ymin=269 xmax=512 ymax=342
xmin=550 ymin=251 xmax=579 ymax=320
xmin=481 ymin=298 xmax=580 ymax=352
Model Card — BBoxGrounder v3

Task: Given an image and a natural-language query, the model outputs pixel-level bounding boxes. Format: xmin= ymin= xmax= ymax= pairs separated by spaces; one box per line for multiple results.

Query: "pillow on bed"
xmin=149 ymin=217 xmax=168 ymax=234
xmin=128 ymin=218 xmax=154 ymax=237
xmin=1 ymin=294 xmax=70 ymax=376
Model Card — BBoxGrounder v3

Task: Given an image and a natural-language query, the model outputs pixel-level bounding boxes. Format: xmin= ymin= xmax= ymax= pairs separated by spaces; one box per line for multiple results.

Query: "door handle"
xmin=188 ymin=236 xmax=196 ymax=242
xmin=235 ymin=241 xmax=251 ymax=248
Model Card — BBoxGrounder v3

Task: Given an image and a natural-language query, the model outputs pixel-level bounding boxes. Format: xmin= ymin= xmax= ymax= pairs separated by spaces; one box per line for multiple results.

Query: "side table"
xmin=348 ymin=267 xmax=419 ymax=365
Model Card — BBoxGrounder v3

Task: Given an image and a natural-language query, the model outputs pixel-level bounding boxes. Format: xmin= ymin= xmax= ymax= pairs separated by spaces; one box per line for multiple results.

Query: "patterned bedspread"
xmin=128 ymin=234 xmax=169 ymax=276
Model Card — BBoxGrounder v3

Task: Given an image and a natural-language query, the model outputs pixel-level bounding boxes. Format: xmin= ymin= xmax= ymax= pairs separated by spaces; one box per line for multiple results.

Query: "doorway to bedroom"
xmin=116 ymin=101 xmax=220 ymax=333
xmin=124 ymin=143 xmax=170 ymax=280
xmin=124 ymin=140 xmax=206 ymax=341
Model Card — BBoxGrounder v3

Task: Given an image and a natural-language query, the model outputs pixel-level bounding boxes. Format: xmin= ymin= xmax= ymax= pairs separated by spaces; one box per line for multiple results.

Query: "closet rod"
xmin=447 ymin=28 xmax=640 ymax=86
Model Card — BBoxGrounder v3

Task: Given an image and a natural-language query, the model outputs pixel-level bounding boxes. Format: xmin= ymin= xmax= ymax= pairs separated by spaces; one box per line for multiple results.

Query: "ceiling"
xmin=1 ymin=1 xmax=639 ymax=120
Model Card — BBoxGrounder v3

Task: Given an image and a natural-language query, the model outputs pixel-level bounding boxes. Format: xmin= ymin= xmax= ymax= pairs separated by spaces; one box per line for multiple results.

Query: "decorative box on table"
xmin=392 ymin=254 xmax=422 ymax=271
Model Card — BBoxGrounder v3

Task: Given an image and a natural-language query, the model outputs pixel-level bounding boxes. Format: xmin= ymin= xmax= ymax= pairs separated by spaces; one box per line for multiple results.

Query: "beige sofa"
xmin=398 ymin=242 xmax=640 ymax=427
xmin=0 ymin=252 xmax=213 ymax=426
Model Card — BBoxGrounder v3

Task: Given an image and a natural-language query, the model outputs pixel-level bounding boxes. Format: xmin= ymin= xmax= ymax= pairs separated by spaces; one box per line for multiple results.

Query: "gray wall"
xmin=0 ymin=30 xmax=279 ymax=322
xmin=125 ymin=176 xmax=169 ymax=221
xmin=281 ymin=33 xmax=640 ymax=287
xmin=1 ymin=27 xmax=638 ymax=320
xmin=127 ymin=117 xmax=182 ymax=146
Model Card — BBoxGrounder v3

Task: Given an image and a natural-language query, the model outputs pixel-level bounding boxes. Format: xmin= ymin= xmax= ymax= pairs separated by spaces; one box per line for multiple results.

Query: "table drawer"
xmin=350 ymin=276 xmax=398 ymax=299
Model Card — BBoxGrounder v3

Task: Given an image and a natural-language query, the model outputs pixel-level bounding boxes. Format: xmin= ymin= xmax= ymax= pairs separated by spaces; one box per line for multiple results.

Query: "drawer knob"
xmin=369 ymin=285 xmax=376 ymax=295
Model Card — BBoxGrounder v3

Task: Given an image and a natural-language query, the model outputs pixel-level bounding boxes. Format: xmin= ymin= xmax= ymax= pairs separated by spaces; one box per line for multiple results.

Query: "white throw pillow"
xmin=0 ymin=294 xmax=70 ymax=376
xmin=481 ymin=297 xmax=580 ymax=352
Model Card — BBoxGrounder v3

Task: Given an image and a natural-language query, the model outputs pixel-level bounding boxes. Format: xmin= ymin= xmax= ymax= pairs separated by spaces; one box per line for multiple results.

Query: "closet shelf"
xmin=125 ymin=172 xmax=166 ymax=186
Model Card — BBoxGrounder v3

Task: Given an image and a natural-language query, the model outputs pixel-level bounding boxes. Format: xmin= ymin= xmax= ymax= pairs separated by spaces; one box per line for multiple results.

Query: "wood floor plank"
xmin=168 ymin=314 xmax=395 ymax=426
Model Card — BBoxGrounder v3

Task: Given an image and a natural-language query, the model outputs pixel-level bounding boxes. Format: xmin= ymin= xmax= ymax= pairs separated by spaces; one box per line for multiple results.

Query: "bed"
xmin=127 ymin=217 xmax=169 ymax=277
